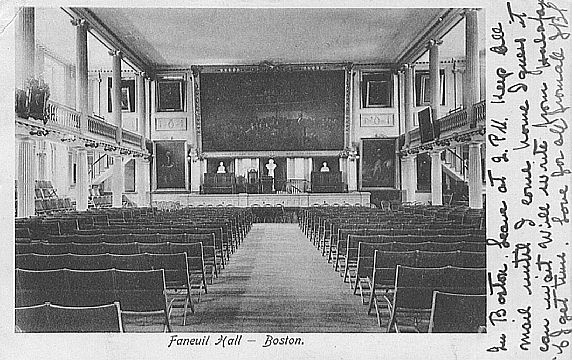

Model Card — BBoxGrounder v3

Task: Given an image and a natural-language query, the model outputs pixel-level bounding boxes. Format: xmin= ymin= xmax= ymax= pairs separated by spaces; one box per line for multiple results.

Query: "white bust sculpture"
xmin=217 ymin=162 xmax=226 ymax=174
xmin=266 ymin=159 xmax=276 ymax=177
xmin=320 ymin=162 xmax=330 ymax=172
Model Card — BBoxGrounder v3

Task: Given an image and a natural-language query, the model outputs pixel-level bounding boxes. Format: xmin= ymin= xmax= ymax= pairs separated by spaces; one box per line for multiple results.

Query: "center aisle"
xmin=177 ymin=223 xmax=381 ymax=332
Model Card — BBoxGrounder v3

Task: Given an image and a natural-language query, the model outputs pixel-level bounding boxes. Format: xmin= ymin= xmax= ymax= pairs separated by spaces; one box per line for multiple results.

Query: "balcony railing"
xmin=473 ymin=100 xmax=485 ymax=123
xmin=44 ymin=100 xmax=81 ymax=130
xmin=438 ymin=107 xmax=468 ymax=133
xmin=407 ymin=100 xmax=486 ymax=145
xmin=88 ymin=115 xmax=117 ymax=140
xmin=122 ymin=129 xmax=142 ymax=146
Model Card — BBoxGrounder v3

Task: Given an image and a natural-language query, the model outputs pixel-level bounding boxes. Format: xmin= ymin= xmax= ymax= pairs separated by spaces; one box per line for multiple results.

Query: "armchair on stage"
xmin=202 ymin=173 xmax=236 ymax=194
xmin=310 ymin=171 xmax=346 ymax=193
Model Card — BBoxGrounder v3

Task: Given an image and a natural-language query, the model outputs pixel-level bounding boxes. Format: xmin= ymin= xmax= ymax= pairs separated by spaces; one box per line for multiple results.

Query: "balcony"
xmin=407 ymin=100 xmax=485 ymax=147
xmin=19 ymin=99 xmax=143 ymax=149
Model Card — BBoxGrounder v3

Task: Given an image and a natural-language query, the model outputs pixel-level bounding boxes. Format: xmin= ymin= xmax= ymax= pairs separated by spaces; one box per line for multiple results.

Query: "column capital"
xmin=430 ymin=149 xmax=443 ymax=156
xmin=16 ymin=133 xmax=35 ymax=143
xmin=426 ymin=38 xmax=443 ymax=49
xmin=70 ymin=18 xmax=89 ymax=28
xmin=461 ymin=8 xmax=481 ymax=17
xmin=108 ymin=50 xmax=123 ymax=58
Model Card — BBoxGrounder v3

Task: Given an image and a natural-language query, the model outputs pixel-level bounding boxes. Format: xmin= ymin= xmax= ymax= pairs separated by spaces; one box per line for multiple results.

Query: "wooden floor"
xmin=132 ymin=223 xmax=382 ymax=333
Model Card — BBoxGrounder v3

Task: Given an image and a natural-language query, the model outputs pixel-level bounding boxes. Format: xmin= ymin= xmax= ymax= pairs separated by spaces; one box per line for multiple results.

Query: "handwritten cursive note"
xmin=487 ymin=1 xmax=571 ymax=359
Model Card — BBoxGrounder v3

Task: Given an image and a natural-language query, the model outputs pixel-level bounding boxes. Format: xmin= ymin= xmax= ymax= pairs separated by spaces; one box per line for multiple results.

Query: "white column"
xmin=430 ymin=150 xmax=443 ymax=205
xmin=136 ymin=158 xmax=150 ymax=206
xmin=17 ymin=136 xmax=36 ymax=217
xmin=75 ymin=148 xmax=89 ymax=211
xmin=294 ymin=158 xmax=304 ymax=179
xmin=37 ymin=140 xmax=47 ymax=180
xmin=347 ymin=157 xmax=358 ymax=192
xmin=428 ymin=39 xmax=442 ymax=122
xmin=190 ymin=158 xmax=201 ymax=193
xmin=401 ymin=155 xmax=416 ymax=202
xmin=464 ymin=9 xmax=480 ymax=124
xmin=73 ymin=18 xmax=89 ymax=132
xmin=286 ymin=158 xmax=294 ymax=179
xmin=112 ymin=155 xmax=124 ymax=207
xmin=137 ymin=72 xmax=147 ymax=148
xmin=15 ymin=7 xmax=35 ymax=89
xmin=110 ymin=51 xmax=123 ymax=144
xmin=403 ymin=64 xmax=414 ymax=146
xmin=468 ymin=142 xmax=483 ymax=209
xmin=339 ymin=157 xmax=347 ymax=185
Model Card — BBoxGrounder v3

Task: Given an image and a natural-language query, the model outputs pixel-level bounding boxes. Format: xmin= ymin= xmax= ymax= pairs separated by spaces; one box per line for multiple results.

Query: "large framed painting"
xmin=157 ymin=79 xmax=184 ymax=112
xmin=154 ymin=140 xmax=186 ymax=189
xmin=360 ymin=138 xmax=397 ymax=189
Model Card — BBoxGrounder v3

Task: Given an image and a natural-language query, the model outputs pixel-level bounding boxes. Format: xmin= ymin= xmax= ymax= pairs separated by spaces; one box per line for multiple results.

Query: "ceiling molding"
xmin=396 ymin=8 xmax=465 ymax=66
xmin=66 ymin=7 xmax=154 ymax=76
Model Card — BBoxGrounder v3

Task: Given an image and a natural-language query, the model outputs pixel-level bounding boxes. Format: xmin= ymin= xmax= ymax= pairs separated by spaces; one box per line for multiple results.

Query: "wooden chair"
xmin=428 ymin=291 xmax=486 ymax=333
xmin=387 ymin=266 xmax=485 ymax=332
xmin=16 ymin=302 xmax=124 ymax=332
xmin=115 ymin=269 xmax=174 ymax=332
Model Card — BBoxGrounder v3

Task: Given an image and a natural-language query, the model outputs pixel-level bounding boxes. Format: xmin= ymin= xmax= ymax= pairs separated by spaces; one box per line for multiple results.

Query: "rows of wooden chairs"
xmin=15 ymin=206 xmax=253 ymax=332
xmin=16 ymin=269 xmax=173 ymax=332
xmin=17 ymin=242 xmax=209 ymax=299
xmin=299 ymin=205 xmax=486 ymax=332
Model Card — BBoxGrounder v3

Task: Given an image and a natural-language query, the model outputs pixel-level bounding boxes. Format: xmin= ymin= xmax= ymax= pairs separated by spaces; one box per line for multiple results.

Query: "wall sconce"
xmin=85 ymin=141 xmax=99 ymax=148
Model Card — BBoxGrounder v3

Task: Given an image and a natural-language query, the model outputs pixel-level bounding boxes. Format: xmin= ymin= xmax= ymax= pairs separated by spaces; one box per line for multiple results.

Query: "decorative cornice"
xmin=396 ymin=8 xmax=464 ymax=66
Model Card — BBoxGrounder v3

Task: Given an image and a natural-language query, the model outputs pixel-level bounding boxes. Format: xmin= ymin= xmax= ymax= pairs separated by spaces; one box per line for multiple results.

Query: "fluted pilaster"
xmin=430 ymin=150 xmax=443 ymax=205
xmin=468 ymin=142 xmax=483 ymax=208
xmin=17 ymin=136 xmax=36 ymax=217
xmin=136 ymin=72 xmax=147 ymax=148
xmin=75 ymin=148 xmax=89 ymax=211
xmin=403 ymin=64 xmax=415 ymax=146
xmin=112 ymin=155 xmax=124 ymax=207
xmin=401 ymin=155 xmax=417 ymax=202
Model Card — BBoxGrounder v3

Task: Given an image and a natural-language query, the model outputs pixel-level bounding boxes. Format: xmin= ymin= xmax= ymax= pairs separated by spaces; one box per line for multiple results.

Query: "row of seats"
xmin=15 ymin=207 xmax=253 ymax=332
xmin=299 ymin=205 xmax=486 ymax=332
xmin=16 ymin=302 xmax=123 ymax=333
xmin=16 ymin=269 xmax=174 ymax=332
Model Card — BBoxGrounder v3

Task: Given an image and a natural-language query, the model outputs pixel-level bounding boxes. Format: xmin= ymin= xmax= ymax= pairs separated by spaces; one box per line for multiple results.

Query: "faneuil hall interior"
xmin=14 ymin=7 xmax=487 ymax=333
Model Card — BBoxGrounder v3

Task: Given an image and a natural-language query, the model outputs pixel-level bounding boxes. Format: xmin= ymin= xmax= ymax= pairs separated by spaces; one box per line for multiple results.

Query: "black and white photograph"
xmin=3 ymin=1 xmax=570 ymax=360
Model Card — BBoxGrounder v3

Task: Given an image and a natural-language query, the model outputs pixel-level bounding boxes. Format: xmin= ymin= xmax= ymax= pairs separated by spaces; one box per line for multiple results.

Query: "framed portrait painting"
xmin=154 ymin=140 xmax=186 ymax=189
xmin=360 ymin=138 xmax=397 ymax=189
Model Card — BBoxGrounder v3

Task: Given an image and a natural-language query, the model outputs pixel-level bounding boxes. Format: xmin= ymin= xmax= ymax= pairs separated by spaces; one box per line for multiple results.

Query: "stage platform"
xmin=151 ymin=192 xmax=371 ymax=207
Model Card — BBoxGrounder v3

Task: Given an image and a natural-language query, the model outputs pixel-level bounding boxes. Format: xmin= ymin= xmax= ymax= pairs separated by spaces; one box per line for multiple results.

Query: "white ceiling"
xmin=36 ymin=7 xmax=482 ymax=71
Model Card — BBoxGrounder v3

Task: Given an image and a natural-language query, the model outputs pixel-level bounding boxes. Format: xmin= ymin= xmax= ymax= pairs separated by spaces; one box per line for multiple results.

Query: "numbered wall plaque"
xmin=155 ymin=118 xmax=187 ymax=131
